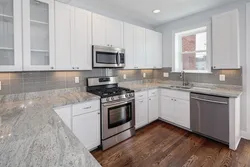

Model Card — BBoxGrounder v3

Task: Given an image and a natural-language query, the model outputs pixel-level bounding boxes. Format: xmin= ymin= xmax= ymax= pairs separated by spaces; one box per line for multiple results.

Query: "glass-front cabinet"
xmin=0 ymin=0 xmax=22 ymax=71
xmin=23 ymin=0 xmax=55 ymax=70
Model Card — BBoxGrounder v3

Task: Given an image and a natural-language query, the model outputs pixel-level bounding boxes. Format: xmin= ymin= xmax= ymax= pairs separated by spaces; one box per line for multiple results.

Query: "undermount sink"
xmin=169 ymin=85 xmax=192 ymax=89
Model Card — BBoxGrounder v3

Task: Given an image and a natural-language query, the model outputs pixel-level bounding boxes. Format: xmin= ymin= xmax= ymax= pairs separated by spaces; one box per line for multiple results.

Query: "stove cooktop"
xmin=88 ymin=87 xmax=134 ymax=98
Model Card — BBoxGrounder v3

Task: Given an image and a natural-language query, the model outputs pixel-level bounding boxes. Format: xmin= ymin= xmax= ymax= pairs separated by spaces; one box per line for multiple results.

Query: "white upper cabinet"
xmin=124 ymin=23 xmax=135 ymax=69
xmin=134 ymin=26 xmax=146 ymax=69
xmin=22 ymin=0 xmax=55 ymax=71
xmin=146 ymin=29 xmax=162 ymax=69
xmin=92 ymin=13 xmax=123 ymax=48
xmin=55 ymin=1 xmax=72 ymax=70
xmin=212 ymin=9 xmax=240 ymax=69
xmin=124 ymin=23 xmax=146 ymax=69
xmin=55 ymin=2 xmax=92 ymax=70
xmin=72 ymin=7 xmax=92 ymax=70
xmin=0 ymin=0 xmax=22 ymax=71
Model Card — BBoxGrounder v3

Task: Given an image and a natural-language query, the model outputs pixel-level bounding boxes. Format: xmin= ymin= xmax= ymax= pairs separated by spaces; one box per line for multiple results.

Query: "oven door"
xmin=102 ymin=99 xmax=135 ymax=139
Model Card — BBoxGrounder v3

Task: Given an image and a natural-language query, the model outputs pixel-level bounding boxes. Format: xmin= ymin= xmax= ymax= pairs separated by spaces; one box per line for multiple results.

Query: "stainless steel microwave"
xmin=92 ymin=45 xmax=125 ymax=68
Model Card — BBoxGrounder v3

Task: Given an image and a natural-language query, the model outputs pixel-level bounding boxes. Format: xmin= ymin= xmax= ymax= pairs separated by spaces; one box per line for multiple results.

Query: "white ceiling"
xmin=61 ymin=0 xmax=239 ymax=27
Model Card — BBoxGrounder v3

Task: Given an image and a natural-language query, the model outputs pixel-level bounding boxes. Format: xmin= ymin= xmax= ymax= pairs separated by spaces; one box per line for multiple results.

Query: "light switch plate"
xmin=219 ymin=75 xmax=226 ymax=81
xmin=123 ymin=74 xmax=127 ymax=80
xmin=75 ymin=77 xmax=80 ymax=84
xmin=143 ymin=73 xmax=146 ymax=78
xmin=163 ymin=73 xmax=169 ymax=78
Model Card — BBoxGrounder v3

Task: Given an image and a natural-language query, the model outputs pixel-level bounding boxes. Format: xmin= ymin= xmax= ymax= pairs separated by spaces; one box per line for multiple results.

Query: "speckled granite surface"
xmin=119 ymin=80 xmax=242 ymax=98
xmin=0 ymin=88 xmax=101 ymax=167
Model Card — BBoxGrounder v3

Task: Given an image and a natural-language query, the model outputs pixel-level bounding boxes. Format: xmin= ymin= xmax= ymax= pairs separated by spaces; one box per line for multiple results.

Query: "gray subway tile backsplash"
xmin=0 ymin=67 xmax=242 ymax=95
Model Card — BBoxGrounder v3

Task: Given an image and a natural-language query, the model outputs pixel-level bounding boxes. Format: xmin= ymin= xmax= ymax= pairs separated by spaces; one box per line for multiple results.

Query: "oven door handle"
xmin=103 ymin=100 xmax=134 ymax=107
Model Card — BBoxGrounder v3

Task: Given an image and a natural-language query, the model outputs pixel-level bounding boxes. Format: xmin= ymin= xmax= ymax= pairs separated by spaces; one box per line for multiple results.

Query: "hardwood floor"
xmin=91 ymin=121 xmax=250 ymax=167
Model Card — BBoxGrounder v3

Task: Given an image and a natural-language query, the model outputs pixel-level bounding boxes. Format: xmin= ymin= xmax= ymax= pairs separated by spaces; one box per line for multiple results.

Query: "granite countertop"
xmin=0 ymin=89 xmax=101 ymax=167
xmin=120 ymin=82 xmax=242 ymax=98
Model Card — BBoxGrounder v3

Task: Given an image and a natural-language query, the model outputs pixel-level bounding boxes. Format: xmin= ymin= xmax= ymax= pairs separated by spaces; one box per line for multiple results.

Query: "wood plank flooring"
xmin=91 ymin=121 xmax=250 ymax=167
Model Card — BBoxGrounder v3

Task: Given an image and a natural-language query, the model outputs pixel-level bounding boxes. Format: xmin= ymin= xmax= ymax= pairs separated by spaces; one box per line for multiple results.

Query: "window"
xmin=173 ymin=26 xmax=211 ymax=73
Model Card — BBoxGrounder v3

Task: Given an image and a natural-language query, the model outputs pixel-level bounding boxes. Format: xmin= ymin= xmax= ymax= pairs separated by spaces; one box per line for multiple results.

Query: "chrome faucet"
xmin=180 ymin=71 xmax=189 ymax=86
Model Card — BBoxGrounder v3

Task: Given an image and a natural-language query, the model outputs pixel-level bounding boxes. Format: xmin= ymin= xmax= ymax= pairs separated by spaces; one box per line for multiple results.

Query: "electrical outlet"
xmin=75 ymin=77 xmax=80 ymax=84
xmin=143 ymin=73 xmax=146 ymax=78
xmin=163 ymin=73 xmax=169 ymax=78
xmin=123 ymin=74 xmax=127 ymax=80
xmin=219 ymin=75 xmax=226 ymax=81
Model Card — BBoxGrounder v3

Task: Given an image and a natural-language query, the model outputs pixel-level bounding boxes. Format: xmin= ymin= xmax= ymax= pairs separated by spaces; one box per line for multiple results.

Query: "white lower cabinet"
xmin=160 ymin=89 xmax=190 ymax=129
xmin=53 ymin=100 xmax=100 ymax=151
xmin=54 ymin=105 xmax=72 ymax=130
xmin=72 ymin=110 xmax=100 ymax=150
xmin=160 ymin=96 xmax=174 ymax=121
xmin=135 ymin=91 xmax=148 ymax=129
xmin=148 ymin=90 xmax=159 ymax=123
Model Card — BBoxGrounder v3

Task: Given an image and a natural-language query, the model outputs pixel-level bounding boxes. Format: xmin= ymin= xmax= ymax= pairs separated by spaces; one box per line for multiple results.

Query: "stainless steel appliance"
xmin=92 ymin=45 xmax=125 ymax=68
xmin=87 ymin=76 xmax=135 ymax=150
xmin=190 ymin=93 xmax=229 ymax=144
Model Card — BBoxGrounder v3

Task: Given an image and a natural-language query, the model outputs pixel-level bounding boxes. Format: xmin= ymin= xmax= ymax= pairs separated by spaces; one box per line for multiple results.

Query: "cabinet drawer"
xmin=72 ymin=100 xmax=100 ymax=116
xmin=148 ymin=89 xmax=158 ymax=97
xmin=161 ymin=89 xmax=190 ymax=101
xmin=135 ymin=91 xmax=148 ymax=99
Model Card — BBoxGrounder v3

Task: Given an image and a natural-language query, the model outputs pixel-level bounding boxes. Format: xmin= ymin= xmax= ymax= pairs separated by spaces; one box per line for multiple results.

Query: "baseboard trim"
xmin=241 ymin=131 xmax=250 ymax=140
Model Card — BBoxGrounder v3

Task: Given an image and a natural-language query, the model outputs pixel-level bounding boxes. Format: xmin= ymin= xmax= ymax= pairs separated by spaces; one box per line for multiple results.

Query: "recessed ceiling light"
xmin=153 ymin=9 xmax=161 ymax=14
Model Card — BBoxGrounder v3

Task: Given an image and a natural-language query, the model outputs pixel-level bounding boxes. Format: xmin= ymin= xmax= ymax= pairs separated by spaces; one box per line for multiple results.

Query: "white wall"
xmin=155 ymin=0 xmax=250 ymax=138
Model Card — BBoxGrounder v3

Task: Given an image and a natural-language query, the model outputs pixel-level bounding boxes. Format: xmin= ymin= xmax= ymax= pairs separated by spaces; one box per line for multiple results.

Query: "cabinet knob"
xmin=72 ymin=67 xmax=75 ymax=69
xmin=77 ymin=67 xmax=79 ymax=69
xmin=97 ymin=112 xmax=100 ymax=115
xmin=213 ymin=66 xmax=216 ymax=68
xmin=51 ymin=67 xmax=54 ymax=69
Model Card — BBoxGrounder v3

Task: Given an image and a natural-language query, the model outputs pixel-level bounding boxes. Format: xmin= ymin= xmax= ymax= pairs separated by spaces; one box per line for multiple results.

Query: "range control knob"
xmin=125 ymin=94 xmax=129 ymax=98
xmin=111 ymin=97 xmax=114 ymax=101
xmin=106 ymin=98 xmax=110 ymax=102
xmin=130 ymin=93 xmax=134 ymax=97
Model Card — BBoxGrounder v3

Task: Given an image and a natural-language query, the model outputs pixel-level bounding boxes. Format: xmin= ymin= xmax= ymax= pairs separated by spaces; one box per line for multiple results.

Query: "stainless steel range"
xmin=87 ymin=76 xmax=135 ymax=150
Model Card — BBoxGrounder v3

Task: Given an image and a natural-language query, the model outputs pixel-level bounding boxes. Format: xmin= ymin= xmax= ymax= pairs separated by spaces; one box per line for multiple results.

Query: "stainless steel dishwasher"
xmin=190 ymin=93 xmax=229 ymax=144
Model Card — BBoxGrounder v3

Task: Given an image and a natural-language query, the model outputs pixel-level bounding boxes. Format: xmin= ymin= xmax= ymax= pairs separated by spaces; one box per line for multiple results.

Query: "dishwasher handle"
xmin=191 ymin=97 xmax=228 ymax=105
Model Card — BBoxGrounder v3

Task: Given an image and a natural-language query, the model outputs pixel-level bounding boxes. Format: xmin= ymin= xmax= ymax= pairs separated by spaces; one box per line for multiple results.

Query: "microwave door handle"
xmin=116 ymin=52 xmax=120 ymax=65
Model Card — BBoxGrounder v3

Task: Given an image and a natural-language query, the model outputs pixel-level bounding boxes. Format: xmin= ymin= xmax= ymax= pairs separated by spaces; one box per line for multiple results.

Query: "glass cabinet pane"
xmin=0 ymin=0 xmax=13 ymax=17
xmin=0 ymin=0 xmax=14 ymax=65
xmin=30 ymin=0 xmax=50 ymax=66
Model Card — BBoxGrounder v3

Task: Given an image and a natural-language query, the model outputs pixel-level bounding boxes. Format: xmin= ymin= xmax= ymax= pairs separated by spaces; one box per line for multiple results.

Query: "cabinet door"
xmin=148 ymin=96 xmax=159 ymax=123
xmin=0 ymin=0 xmax=22 ymax=71
xmin=72 ymin=111 xmax=100 ymax=150
xmin=155 ymin=32 xmax=163 ymax=68
xmin=92 ymin=13 xmax=107 ymax=46
xmin=71 ymin=7 xmax=92 ymax=70
xmin=212 ymin=9 xmax=240 ymax=69
xmin=134 ymin=26 xmax=146 ymax=69
xmin=160 ymin=96 xmax=174 ymax=122
xmin=23 ymin=0 xmax=55 ymax=71
xmin=54 ymin=105 xmax=72 ymax=130
xmin=135 ymin=98 xmax=148 ymax=129
xmin=55 ymin=1 xmax=72 ymax=70
xmin=174 ymin=99 xmax=190 ymax=129
xmin=124 ymin=22 xmax=134 ymax=69
xmin=146 ymin=29 xmax=163 ymax=69
xmin=106 ymin=18 xmax=123 ymax=48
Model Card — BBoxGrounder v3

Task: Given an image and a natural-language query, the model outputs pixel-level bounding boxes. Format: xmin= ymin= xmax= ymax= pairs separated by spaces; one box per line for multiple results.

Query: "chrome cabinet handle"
xmin=81 ymin=106 xmax=91 ymax=110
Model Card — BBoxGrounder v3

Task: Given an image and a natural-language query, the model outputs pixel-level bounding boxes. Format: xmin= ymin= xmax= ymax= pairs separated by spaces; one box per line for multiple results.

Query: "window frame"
xmin=172 ymin=22 xmax=212 ymax=73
